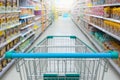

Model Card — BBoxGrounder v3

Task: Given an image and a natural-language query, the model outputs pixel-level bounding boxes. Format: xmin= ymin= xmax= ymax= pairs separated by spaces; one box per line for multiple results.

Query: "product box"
xmin=0 ymin=0 xmax=5 ymax=11
xmin=6 ymin=0 xmax=12 ymax=11
xmin=10 ymin=41 xmax=13 ymax=48
xmin=6 ymin=13 xmax=11 ymax=27
xmin=0 ymin=63 xmax=2 ymax=72
xmin=2 ymin=59 xmax=7 ymax=67
xmin=0 ymin=47 xmax=5 ymax=57
xmin=16 ymin=13 xmax=19 ymax=23
xmin=12 ymin=0 xmax=17 ymax=10
xmin=1 ymin=14 xmax=6 ymax=29
xmin=5 ymin=29 xmax=10 ymax=39
xmin=6 ymin=44 xmax=10 ymax=51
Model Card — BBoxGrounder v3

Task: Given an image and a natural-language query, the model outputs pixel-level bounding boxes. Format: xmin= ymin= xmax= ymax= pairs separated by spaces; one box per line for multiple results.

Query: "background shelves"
xmin=72 ymin=18 xmax=120 ymax=75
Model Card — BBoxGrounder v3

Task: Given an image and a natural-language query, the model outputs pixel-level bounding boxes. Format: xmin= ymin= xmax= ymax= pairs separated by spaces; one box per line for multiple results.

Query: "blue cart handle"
xmin=5 ymin=50 xmax=118 ymax=59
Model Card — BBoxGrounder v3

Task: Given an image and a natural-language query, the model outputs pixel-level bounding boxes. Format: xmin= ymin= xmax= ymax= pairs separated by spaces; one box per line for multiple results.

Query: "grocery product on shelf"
xmin=7 ymin=0 xmax=12 ymax=10
xmin=12 ymin=0 xmax=18 ymax=10
xmin=72 ymin=0 xmax=120 ymax=73
xmin=0 ymin=0 xmax=5 ymax=11
xmin=90 ymin=17 xmax=120 ymax=36
xmin=20 ymin=8 xmax=33 ymax=17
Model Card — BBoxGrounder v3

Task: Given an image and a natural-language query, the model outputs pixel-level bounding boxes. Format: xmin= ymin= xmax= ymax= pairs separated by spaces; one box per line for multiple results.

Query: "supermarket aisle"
xmin=2 ymin=16 xmax=120 ymax=80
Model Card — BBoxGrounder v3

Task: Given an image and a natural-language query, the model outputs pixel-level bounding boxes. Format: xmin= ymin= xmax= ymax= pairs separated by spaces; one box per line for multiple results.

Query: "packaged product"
xmin=6 ymin=44 xmax=10 ymax=51
xmin=1 ymin=14 xmax=6 ymax=29
xmin=10 ymin=28 xmax=14 ymax=36
xmin=16 ymin=13 xmax=19 ymax=23
xmin=104 ymin=7 xmax=111 ymax=18
xmin=12 ymin=0 xmax=17 ymax=10
xmin=6 ymin=13 xmax=11 ymax=27
xmin=0 ymin=0 xmax=5 ymax=11
xmin=2 ymin=59 xmax=7 ymax=67
xmin=10 ymin=41 xmax=13 ymax=48
xmin=6 ymin=0 xmax=12 ymax=11
xmin=0 ymin=31 xmax=5 ymax=44
xmin=7 ymin=59 xmax=11 ymax=63
xmin=5 ymin=29 xmax=10 ymax=39
xmin=0 ymin=63 xmax=2 ymax=72
xmin=0 ymin=47 xmax=5 ymax=57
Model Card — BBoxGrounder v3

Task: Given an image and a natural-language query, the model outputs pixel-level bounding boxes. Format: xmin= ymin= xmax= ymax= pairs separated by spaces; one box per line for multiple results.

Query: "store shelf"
xmin=86 ymin=14 xmax=120 ymax=23
xmin=21 ymin=23 xmax=35 ymax=30
xmin=0 ymin=23 xmax=21 ymax=31
xmin=0 ymin=10 xmax=21 ymax=14
xmin=20 ymin=15 xmax=35 ymax=19
xmin=72 ymin=18 xmax=120 ymax=75
xmin=84 ymin=3 xmax=120 ymax=8
xmin=21 ymin=41 xmax=34 ymax=52
xmin=80 ymin=18 xmax=120 ymax=41
xmin=35 ymin=16 xmax=42 ymax=20
xmin=0 ymin=34 xmax=21 ymax=48
xmin=22 ymin=32 xmax=35 ymax=43
xmin=20 ymin=6 xmax=34 ymax=9
xmin=0 ymin=41 xmax=22 ymax=61
xmin=21 ymin=29 xmax=33 ymax=37
xmin=0 ymin=60 xmax=15 ymax=78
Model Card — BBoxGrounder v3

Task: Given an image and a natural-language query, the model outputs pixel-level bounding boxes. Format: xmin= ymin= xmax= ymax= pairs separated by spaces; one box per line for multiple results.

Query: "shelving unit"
xmin=72 ymin=18 xmax=120 ymax=75
xmin=80 ymin=18 xmax=120 ymax=41
xmin=85 ymin=14 xmax=120 ymax=23
xmin=0 ymin=0 xmax=53 ymax=78
xmin=71 ymin=0 xmax=120 ymax=76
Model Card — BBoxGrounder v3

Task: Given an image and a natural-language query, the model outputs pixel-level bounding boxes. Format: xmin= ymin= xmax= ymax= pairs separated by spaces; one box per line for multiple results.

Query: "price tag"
xmin=35 ymin=6 xmax=39 ymax=10
xmin=34 ymin=25 xmax=39 ymax=30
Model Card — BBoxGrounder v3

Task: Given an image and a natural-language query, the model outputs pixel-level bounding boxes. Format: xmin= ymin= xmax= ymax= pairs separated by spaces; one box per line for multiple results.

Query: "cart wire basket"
xmin=5 ymin=36 xmax=118 ymax=80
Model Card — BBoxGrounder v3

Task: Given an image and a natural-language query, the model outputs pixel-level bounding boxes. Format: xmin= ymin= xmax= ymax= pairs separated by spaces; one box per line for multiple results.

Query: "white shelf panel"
xmin=0 ymin=34 xmax=21 ymax=48
xmin=21 ymin=29 xmax=33 ymax=37
xmin=81 ymin=18 xmax=120 ymax=41
xmin=21 ymin=23 xmax=35 ymax=30
xmin=0 ymin=60 xmax=15 ymax=78
xmin=22 ymin=32 xmax=35 ymax=43
xmin=0 ymin=10 xmax=21 ymax=14
xmin=0 ymin=23 xmax=21 ymax=31
xmin=20 ymin=6 xmax=34 ymax=9
xmin=86 ymin=14 xmax=120 ymax=23
xmin=35 ymin=16 xmax=42 ymax=20
xmin=20 ymin=15 xmax=35 ymax=19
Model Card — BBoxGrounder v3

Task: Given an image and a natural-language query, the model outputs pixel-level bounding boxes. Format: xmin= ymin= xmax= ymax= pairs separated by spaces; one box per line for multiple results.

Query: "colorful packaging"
xmin=6 ymin=0 xmax=12 ymax=11
xmin=1 ymin=14 xmax=6 ymax=29
xmin=0 ymin=0 xmax=5 ymax=11
xmin=12 ymin=0 xmax=17 ymax=10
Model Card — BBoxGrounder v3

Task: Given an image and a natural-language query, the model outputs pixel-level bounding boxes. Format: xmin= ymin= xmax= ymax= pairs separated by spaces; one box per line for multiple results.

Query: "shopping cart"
xmin=5 ymin=36 xmax=118 ymax=80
